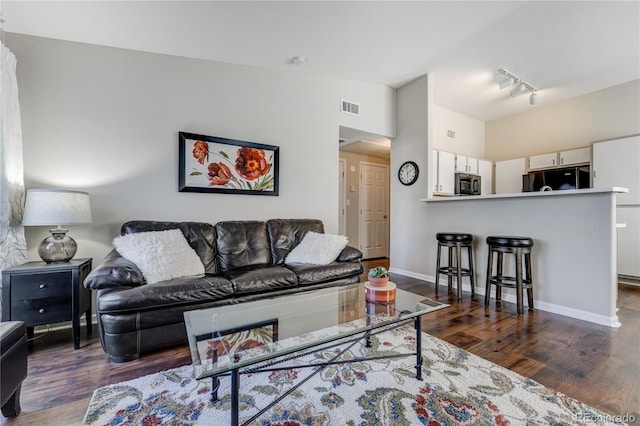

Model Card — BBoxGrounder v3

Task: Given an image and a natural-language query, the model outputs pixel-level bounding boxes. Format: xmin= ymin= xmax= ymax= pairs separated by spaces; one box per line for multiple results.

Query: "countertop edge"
xmin=420 ymin=187 xmax=628 ymax=202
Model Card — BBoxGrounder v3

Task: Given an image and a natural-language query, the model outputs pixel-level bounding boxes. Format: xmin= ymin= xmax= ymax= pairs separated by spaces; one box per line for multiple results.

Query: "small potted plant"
xmin=368 ymin=266 xmax=389 ymax=287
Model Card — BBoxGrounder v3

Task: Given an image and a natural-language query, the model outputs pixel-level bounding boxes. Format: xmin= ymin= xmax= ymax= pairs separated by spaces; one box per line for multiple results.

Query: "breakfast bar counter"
xmin=415 ymin=187 xmax=627 ymax=327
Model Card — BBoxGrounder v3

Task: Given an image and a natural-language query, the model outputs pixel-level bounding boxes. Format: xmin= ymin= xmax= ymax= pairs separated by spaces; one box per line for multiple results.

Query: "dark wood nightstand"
xmin=1 ymin=258 xmax=92 ymax=349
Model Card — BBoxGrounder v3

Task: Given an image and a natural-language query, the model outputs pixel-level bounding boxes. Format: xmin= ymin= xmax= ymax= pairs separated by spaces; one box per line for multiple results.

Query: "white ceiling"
xmin=2 ymin=1 xmax=639 ymax=125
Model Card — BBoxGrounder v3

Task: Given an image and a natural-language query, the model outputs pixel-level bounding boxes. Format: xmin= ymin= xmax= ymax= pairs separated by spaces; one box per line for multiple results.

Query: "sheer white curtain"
xmin=0 ymin=41 xmax=28 ymax=310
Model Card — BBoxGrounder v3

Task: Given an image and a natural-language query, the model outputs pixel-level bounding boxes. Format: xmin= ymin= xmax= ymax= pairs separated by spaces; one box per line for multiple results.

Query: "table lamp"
xmin=22 ymin=189 xmax=93 ymax=263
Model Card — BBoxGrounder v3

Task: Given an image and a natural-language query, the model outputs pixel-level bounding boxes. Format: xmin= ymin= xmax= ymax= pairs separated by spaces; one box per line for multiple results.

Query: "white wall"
xmin=432 ymin=104 xmax=485 ymax=158
xmin=6 ymin=33 xmax=395 ymax=264
xmin=486 ymin=79 xmax=640 ymax=162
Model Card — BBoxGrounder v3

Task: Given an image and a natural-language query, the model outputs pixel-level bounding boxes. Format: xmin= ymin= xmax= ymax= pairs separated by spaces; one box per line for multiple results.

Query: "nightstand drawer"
xmin=11 ymin=271 xmax=72 ymax=300
xmin=11 ymin=297 xmax=72 ymax=325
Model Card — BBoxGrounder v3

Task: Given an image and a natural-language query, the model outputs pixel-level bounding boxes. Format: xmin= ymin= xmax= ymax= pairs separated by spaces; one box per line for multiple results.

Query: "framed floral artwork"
xmin=179 ymin=131 xmax=279 ymax=196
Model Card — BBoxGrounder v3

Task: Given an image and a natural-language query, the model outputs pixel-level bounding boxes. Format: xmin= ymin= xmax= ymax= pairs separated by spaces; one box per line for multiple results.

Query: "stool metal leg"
xmin=456 ymin=242 xmax=462 ymax=300
xmin=447 ymin=247 xmax=454 ymax=291
xmin=496 ymin=253 xmax=503 ymax=301
xmin=485 ymin=247 xmax=493 ymax=307
xmin=467 ymin=244 xmax=476 ymax=297
xmin=515 ymin=249 xmax=524 ymax=315
xmin=435 ymin=243 xmax=441 ymax=295
xmin=525 ymin=252 xmax=534 ymax=310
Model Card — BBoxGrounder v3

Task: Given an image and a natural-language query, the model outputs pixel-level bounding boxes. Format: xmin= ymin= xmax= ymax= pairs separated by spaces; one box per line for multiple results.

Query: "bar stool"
xmin=485 ymin=236 xmax=534 ymax=315
xmin=435 ymin=233 xmax=475 ymax=300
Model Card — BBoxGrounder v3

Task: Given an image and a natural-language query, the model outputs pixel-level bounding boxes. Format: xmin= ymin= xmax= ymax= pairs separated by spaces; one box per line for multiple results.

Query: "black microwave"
xmin=455 ymin=173 xmax=481 ymax=195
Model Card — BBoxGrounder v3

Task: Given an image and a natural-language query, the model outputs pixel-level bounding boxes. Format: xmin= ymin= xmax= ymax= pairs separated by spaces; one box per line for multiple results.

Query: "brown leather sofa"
xmin=84 ymin=219 xmax=363 ymax=362
xmin=0 ymin=321 xmax=28 ymax=417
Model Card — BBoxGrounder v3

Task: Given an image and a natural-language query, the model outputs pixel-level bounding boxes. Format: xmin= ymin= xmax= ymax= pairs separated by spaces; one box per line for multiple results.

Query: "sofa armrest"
xmin=83 ymin=249 xmax=145 ymax=290
xmin=337 ymin=245 xmax=363 ymax=262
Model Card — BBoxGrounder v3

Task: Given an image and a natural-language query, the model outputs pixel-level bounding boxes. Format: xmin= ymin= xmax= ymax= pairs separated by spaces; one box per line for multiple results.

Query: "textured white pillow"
xmin=285 ymin=231 xmax=348 ymax=265
xmin=113 ymin=229 xmax=205 ymax=284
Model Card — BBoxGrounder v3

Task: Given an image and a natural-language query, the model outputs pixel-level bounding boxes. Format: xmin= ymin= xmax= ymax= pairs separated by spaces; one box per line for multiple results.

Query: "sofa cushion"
xmin=113 ymin=229 xmax=205 ymax=284
xmin=96 ymin=275 xmax=234 ymax=313
xmin=266 ymin=219 xmax=324 ymax=264
xmin=285 ymin=262 xmax=364 ymax=286
xmin=216 ymin=221 xmax=271 ymax=271
xmin=121 ymin=221 xmax=219 ymax=274
xmin=223 ymin=264 xmax=298 ymax=295
xmin=285 ymin=231 xmax=348 ymax=265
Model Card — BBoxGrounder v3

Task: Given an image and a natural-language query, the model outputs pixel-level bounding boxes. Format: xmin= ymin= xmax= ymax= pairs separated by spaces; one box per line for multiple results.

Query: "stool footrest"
xmin=438 ymin=267 xmax=473 ymax=276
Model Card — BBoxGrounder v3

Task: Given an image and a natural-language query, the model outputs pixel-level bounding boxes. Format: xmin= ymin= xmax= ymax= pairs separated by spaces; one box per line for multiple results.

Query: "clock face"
xmin=398 ymin=161 xmax=419 ymax=185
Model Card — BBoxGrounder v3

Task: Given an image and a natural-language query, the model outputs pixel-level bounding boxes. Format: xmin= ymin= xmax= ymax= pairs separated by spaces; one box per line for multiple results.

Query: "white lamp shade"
xmin=23 ymin=189 xmax=92 ymax=226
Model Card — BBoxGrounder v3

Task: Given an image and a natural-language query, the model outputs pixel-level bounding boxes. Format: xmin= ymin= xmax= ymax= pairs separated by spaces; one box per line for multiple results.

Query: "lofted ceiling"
xmin=1 ymin=1 xmax=639 ymax=126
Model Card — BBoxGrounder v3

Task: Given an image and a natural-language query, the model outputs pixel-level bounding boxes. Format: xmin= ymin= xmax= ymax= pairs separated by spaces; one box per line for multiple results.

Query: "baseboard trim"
xmin=389 ymin=268 xmax=621 ymax=328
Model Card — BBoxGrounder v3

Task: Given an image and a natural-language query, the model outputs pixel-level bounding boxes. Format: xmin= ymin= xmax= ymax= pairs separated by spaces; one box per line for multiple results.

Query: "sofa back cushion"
xmin=215 ymin=221 xmax=271 ymax=271
xmin=121 ymin=221 xmax=219 ymax=274
xmin=266 ymin=219 xmax=324 ymax=264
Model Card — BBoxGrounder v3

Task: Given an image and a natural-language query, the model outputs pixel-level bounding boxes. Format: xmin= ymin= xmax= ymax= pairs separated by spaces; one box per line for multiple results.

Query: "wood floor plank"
xmin=1 ymin=258 xmax=638 ymax=425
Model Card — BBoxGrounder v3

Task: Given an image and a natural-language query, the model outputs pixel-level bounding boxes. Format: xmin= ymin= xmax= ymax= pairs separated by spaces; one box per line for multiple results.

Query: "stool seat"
xmin=435 ymin=233 xmax=475 ymax=300
xmin=437 ymin=233 xmax=473 ymax=244
xmin=486 ymin=236 xmax=533 ymax=248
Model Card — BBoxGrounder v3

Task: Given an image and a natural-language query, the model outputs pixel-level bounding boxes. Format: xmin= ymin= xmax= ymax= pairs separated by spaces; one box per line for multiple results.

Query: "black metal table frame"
xmin=208 ymin=315 xmax=423 ymax=426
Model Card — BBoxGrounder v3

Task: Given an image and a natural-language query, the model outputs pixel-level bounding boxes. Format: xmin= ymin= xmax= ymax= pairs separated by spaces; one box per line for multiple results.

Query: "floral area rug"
xmin=83 ymin=324 xmax=624 ymax=425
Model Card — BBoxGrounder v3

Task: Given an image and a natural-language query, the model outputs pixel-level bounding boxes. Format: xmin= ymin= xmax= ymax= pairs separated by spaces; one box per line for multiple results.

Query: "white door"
xmin=495 ymin=157 xmax=526 ymax=194
xmin=359 ymin=162 xmax=389 ymax=259
xmin=437 ymin=151 xmax=456 ymax=194
xmin=478 ymin=159 xmax=493 ymax=195
xmin=338 ymin=159 xmax=346 ymax=235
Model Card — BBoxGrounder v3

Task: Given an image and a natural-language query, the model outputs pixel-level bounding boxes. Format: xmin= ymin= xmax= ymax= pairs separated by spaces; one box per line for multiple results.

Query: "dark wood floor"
xmin=2 ymin=259 xmax=638 ymax=425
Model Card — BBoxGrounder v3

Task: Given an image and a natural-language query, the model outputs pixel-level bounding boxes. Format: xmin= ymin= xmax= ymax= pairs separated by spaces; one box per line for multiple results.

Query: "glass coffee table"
xmin=184 ymin=282 xmax=448 ymax=426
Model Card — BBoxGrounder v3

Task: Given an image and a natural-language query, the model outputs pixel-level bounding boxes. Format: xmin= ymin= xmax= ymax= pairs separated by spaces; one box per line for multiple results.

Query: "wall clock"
xmin=398 ymin=161 xmax=419 ymax=186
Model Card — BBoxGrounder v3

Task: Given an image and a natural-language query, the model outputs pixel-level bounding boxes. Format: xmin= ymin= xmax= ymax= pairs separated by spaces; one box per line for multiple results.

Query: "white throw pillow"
xmin=113 ymin=229 xmax=205 ymax=284
xmin=285 ymin=231 xmax=348 ymax=265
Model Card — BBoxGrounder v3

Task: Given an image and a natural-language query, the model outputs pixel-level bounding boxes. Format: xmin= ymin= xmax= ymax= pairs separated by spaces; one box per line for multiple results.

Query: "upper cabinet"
xmin=559 ymin=147 xmax=590 ymax=166
xmin=478 ymin=159 xmax=492 ymax=195
xmin=529 ymin=152 xmax=558 ymax=170
xmin=495 ymin=157 xmax=526 ymax=194
xmin=455 ymin=155 xmax=479 ymax=174
xmin=528 ymin=147 xmax=591 ymax=171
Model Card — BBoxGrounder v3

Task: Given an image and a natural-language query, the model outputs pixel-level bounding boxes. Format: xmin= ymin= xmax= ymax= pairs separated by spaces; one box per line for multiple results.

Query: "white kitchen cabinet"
xmin=529 ymin=152 xmax=558 ymax=170
xmin=433 ymin=150 xmax=455 ymax=195
xmin=593 ymin=135 xmax=640 ymax=205
xmin=559 ymin=147 xmax=590 ymax=166
xmin=478 ymin=159 xmax=492 ymax=195
xmin=455 ymin=155 xmax=467 ymax=173
xmin=617 ymin=207 xmax=640 ymax=277
xmin=455 ymin=155 xmax=479 ymax=174
xmin=593 ymin=135 xmax=640 ymax=279
xmin=495 ymin=157 xmax=525 ymax=194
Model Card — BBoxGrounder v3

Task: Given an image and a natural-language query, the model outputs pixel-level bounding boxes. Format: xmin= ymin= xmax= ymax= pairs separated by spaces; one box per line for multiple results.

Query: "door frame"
xmin=338 ymin=159 xmax=346 ymax=235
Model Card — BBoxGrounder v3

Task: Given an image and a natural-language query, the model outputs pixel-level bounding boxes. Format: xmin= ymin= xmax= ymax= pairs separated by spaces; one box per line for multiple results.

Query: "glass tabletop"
xmin=184 ymin=282 xmax=448 ymax=379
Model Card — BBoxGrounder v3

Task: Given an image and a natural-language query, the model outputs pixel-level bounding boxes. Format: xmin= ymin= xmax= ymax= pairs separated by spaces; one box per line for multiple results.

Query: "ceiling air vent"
xmin=341 ymin=99 xmax=360 ymax=116
xmin=447 ymin=129 xmax=456 ymax=139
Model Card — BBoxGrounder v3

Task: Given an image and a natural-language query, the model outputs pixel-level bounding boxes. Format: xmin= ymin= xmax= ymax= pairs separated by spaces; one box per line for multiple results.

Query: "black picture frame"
xmin=179 ymin=131 xmax=279 ymax=196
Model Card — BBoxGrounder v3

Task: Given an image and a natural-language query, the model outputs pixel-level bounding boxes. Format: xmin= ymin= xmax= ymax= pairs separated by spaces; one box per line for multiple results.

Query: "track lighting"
xmin=510 ymin=82 xmax=527 ymax=97
xmin=496 ymin=68 xmax=539 ymax=105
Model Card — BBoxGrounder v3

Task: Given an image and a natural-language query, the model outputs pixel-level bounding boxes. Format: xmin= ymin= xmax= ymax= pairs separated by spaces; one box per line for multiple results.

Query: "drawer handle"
xmin=39 ymin=284 xmax=46 ymax=289
xmin=39 ymin=308 xmax=45 ymax=314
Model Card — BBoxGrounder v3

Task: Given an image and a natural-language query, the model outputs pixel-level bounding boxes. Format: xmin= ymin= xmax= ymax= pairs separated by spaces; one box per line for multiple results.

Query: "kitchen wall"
xmin=432 ymin=104 xmax=485 ymax=159
xmin=339 ymin=151 xmax=390 ymax=249
xmin=5 ymin=33 xmax=396 ymax=265
xmin=486 ymin=79 xmax=640 ymax=161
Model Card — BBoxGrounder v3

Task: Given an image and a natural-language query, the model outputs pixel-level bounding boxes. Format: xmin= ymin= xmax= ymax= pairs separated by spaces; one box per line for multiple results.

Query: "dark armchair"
xmin=1 ymin=321 xmax=28 ymax=417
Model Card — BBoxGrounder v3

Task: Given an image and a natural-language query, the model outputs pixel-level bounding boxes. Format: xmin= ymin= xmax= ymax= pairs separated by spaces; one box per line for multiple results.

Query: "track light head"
xmin=510 ymin=82 xmax=527 ymax=97
xmin=498 ymin=76 xmax=515 ymax=90
xmin=529 ymin=91 xmax=538 ymax=105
